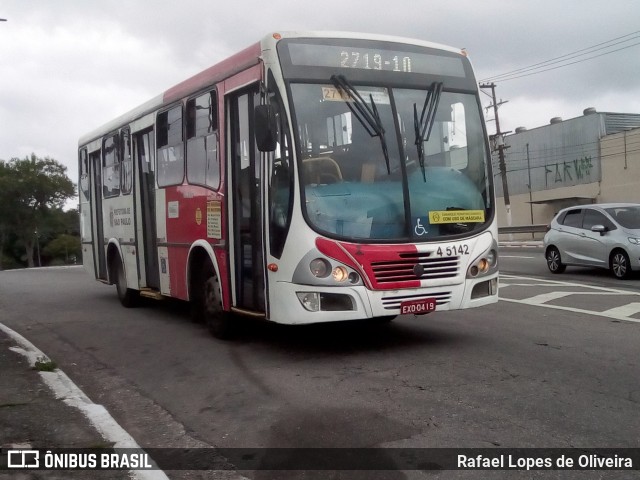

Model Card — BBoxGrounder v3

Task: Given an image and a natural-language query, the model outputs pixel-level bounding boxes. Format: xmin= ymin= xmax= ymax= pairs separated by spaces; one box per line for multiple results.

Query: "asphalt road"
xmin=501 ymin=245 xmax=640 ymax=288
xmin=1 ymin=256 xmax=639 ymax=479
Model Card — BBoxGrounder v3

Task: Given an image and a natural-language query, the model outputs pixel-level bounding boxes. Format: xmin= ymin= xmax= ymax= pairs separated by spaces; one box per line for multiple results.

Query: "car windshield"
xmin=289 ymin=82 xmax=491 ymax=241
xmin=606 ymin=206 xmax=640 ymax=229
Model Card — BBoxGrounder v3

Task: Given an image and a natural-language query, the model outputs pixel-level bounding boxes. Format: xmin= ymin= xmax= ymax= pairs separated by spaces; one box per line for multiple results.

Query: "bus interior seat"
xmin=302 ymin=157 xmax=343 ymax=185
xmin=361 ymin=163 xmax=376 ymax=183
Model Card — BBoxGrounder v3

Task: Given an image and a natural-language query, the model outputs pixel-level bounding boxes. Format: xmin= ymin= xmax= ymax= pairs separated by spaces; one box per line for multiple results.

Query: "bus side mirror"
xmin=255 ymin=105 xmax=277 ymax=152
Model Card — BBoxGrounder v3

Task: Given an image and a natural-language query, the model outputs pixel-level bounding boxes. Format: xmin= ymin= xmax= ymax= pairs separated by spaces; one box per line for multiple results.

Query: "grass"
xmin=0 ymin=402 xmax=29 ymax=408
xmin=33 ymin=356 xmax=58 ymax=372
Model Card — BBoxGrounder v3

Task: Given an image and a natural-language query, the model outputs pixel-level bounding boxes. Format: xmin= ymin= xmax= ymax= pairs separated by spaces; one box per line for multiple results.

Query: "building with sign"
xmin=494 ymin=109 xmax=640 ymax=237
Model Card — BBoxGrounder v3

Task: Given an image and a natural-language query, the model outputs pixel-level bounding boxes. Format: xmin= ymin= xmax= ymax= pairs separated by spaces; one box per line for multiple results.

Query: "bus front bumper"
xmin=269 ymin=274 xmax=498 ymax=325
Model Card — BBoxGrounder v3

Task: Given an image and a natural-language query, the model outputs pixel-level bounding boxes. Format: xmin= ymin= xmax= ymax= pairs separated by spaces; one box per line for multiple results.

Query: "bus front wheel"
xmin=201 ymin=266 xmax=235 ymax=339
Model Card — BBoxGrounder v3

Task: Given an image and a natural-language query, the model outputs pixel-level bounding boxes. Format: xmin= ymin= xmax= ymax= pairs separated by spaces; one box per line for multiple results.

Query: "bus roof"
xmin=264 ymin=30 xmax=463 ymax=55
xmin=79 ymin=31 xmax=464 ymax=147
xmin=79 ymin=41 xmax=260 ymax=146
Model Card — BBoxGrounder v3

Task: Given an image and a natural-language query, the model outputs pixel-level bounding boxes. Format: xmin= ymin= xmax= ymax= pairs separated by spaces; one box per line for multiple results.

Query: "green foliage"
xmin=43 ymin=233 xmax=81 ymax=264
xmin=0 ymin=253 xmax=20 ymax=270
xmin=33 ymin=356 xmax=58 ymax=372
xmin=0 ymin=154 xmax=77 ymax=269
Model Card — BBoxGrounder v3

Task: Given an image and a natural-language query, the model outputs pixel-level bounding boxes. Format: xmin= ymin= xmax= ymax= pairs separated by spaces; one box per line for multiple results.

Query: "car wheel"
xmin=610 ymin=250 xmax=632 ymax=279
xmin=546 ymin=247 xmax=566 ymax=274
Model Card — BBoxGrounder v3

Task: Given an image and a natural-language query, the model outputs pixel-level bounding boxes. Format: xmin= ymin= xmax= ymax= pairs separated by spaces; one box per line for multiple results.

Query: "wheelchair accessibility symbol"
xmin=414 ymin=217 xmax=428 ymax=236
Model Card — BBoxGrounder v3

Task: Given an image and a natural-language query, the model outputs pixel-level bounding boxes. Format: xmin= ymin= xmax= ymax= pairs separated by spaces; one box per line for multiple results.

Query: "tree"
xmin=0 ymin=154 xmax=75 ymax=268
xmin=43 ymin=233 xmax=81 ymax=265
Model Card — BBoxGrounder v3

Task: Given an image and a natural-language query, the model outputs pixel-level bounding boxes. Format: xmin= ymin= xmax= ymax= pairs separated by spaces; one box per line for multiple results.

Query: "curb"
xmin=0 ymin=322 xmax=170 ymax=480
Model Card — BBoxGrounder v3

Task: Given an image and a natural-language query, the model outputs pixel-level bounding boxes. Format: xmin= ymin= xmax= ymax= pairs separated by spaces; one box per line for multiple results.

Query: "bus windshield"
xmin=290 ymin=82 xmax=491 ymax=241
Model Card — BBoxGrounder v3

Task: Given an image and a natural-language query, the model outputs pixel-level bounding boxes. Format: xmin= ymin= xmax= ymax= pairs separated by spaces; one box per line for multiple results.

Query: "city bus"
xmin=79 ymin=31 xmax=498 ymax=338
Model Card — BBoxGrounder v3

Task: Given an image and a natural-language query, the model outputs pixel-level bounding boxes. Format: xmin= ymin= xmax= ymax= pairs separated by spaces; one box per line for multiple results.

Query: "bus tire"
xmin=201 ymin=265 xmax=235 ymax=339
xmin=113 ymin=256 xmax=139 ymax=308
xmin=189 ymin=263 xmax=206 ymax=323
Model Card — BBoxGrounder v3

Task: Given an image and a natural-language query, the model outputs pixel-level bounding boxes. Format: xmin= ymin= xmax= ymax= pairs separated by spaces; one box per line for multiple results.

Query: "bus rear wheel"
xmin=113 ymin=256 xmax=139 ymax=308
xmin=201 ymin=266 xmax=235 ymax=339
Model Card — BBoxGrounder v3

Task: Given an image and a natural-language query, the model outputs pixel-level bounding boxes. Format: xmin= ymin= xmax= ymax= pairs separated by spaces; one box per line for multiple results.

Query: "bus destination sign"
xmin=284 ymin=41 xmax=466 ymax=77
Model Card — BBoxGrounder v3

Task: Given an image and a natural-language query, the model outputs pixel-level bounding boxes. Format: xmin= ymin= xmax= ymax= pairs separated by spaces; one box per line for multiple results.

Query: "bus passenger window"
xmin=79 ymin=148 xmax=90 ymax=202
xmin=120 ymin=129 xmax=133 ymax=195
xmin=157 ymin=105 xmax=184 ymax=187
xmin=187 ymin=91 xmax=219 ymax=189
xmin=102 ymin=134 xmax=120 ymax=198
xmin=268 ymin=91 xmax=293 ymax=259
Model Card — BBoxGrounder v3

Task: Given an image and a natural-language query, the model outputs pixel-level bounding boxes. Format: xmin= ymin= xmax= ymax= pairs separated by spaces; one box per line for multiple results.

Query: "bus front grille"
xmin=370 ymin=253 xmax=460 ymax=284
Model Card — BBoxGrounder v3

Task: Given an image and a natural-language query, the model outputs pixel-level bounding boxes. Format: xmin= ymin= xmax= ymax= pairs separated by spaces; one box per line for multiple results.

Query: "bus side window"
xmin=102 ymin=133 xmax=120 ymax=198
xmin=120 ymin=129 xmax=133 ymax=195
xmin=186 ymin=90 xmax=220 ymax=190
xmin=79 ymin=148 xmax=90 ymax=202
xmin=268 ymin=93 xmax=293 ymax=259
xmin=157 ymin=105 xmax=184 ymax=187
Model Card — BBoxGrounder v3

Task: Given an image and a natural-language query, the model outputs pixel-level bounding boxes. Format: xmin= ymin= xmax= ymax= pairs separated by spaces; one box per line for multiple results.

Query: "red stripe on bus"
xmin=315 ymin=237 xmax=421 ymax=290
xmin=163 ymin=42 xmax=261 ymax=104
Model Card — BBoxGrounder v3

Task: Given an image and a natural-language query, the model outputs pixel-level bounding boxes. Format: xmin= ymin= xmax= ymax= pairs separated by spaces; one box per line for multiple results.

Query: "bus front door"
xmin=227 ymin=86 xmax=266 ymax=314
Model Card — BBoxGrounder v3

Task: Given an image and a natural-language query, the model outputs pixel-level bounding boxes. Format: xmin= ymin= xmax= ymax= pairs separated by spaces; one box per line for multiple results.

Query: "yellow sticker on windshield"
xmin=429 ymin=210 xmax=485 ymax=224
xmin=321 ymin=86 xmax=391 ymax=104
xmin=322 ymin=87 xmax=349 ymax=102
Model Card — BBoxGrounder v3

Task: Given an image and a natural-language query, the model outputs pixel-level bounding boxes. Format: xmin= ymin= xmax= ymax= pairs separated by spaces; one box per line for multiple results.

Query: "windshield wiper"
xmin=413 ymin=82 xmax=443 ymax=181
xmin=330 ymin=74 xmax=390 ymax=174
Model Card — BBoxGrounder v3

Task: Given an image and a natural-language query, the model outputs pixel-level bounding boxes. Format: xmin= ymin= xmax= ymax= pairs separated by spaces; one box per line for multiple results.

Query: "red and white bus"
xmin=79 ymin=31 xmax=498 ymax=337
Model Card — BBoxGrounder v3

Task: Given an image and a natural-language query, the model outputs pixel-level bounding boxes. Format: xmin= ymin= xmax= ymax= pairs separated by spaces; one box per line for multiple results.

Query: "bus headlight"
xmin=294 ymin=252 xmax=363 ymax=286
xmin=486 ymin=249 xmax=497 ymax=267
xmin=309 ymin=258 xmax=331 ymax=278
xmin=467 ymin=248 xmax=498 ymax=278
xmin=332 ymin=266 xmax=348 ymax=282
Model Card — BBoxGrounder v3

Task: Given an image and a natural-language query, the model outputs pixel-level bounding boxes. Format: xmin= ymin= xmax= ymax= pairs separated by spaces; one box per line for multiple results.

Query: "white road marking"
xmin=499 ymin=274 xmax=640 ymax=323
xmin=502 ymin=285 xmax=631 ymax=295
xmin=600 ymin=302 xmax=640 ymax=318
xmin=501 ymin=297 xmax=640 ymax=324
xmin=0 ymin=322 xmax=170 ymax=480
xmin=500 ymin=274 xmax=640 ymax=295
xmin=521 ymin=292 xmax=574 ymax=304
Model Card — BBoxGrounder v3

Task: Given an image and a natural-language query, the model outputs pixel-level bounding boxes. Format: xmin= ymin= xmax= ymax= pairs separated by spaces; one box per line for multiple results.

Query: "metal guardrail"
xmin=498 ymin=224 xmax=548 ymax=235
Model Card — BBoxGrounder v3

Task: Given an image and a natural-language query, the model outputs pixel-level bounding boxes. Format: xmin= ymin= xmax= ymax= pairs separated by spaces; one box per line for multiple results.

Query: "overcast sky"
xmin=2 ymin=0 xmax=639 ymax=204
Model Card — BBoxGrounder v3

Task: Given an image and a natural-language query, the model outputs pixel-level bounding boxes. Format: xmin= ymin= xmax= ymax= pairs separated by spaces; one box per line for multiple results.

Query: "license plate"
xmin=400 ymin=298 xmax=437 ymax=315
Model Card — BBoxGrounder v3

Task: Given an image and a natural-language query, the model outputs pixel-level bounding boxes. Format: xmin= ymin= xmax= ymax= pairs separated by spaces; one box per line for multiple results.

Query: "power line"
xmin=484 ymin=37 xmax=640 ymax=82
xmin=486 ymin=41 xmax=640 ymax=82
xmin=479 ymin=30 xmax=640 ymax=83
xmin=482 ymin=30 xmax=640 ymax=81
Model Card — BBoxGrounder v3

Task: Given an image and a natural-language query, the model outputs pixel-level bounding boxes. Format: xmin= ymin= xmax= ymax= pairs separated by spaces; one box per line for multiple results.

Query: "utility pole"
xmin=480 ymin=82 xmax=512 ymax=230
xmin=526 ymin=143 xmax=534 ymax=238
